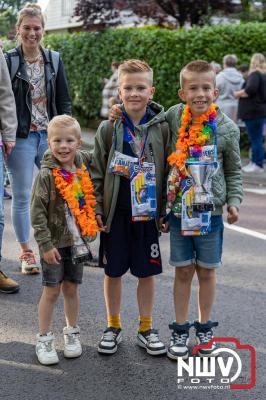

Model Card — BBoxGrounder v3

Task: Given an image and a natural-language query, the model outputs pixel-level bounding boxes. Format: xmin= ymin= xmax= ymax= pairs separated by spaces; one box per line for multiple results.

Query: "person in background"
xmin=210 ymin=61 xmax=222 ymax=75
xmin=215 ymin=54 xmax=244 ymax=122
xmin=0 ymin=48 xmax=19 ymax=294
xmin=100 ymin=61 xmax=120 ymax=119
xmin=5 ymin=4 xmax=71 ymax=274
xmin=235 ymin=53 xmax=266 ymax=173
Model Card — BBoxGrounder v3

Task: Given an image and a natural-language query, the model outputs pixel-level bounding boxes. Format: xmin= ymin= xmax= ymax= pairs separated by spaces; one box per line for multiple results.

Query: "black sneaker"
xmin=194 ymin=320 xmax=219 ymax=357
xmin=98 ymin=327 xmax=122 ymax=355
xmin=167 ymin=321 xmax=192 ymax=360
xmin=137 ymin=329 xmax=166 ymax=356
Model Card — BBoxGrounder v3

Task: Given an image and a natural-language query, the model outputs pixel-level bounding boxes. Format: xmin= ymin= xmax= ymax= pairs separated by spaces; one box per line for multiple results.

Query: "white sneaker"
xmin=243 ymin=163 xmax=264 ymax=173
xmin=63 ymin=326 xmax=82 ymax=358
xmin=36 ymin=332 xmax=59 ymax=365
xmin=242 ymin=161 xmax=255 ymax=172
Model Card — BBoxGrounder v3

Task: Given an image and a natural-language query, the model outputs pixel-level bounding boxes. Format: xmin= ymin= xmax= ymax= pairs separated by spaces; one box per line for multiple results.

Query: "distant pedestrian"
xmin=210 ymin=61 xmax=222 ymax=75
xmin=235 ymin=53 xmax=266 ymax=173
xmin=31 ymin=115 xmax=97 ymax=365
xmin=100 ymin=61 xmax=120 ymax=118
xmin=216 ymin=54 xmax=244 ymax=122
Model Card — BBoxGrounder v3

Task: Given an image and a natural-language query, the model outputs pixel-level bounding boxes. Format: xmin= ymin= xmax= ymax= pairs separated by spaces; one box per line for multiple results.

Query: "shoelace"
xmin=146 ymin=332 xmax=161 ymax=344
xmin=19 ymin=251 xmax=36 ymax=265
xmin=39 ymin=340 xmax=53 ymax=353
xmin=65 ymin=333 xmax=79 ymax=345
xmin=197 ymin=330 xmax=213 ymax=344
xmin=172 ymin=332 xmax=188 ymax=345
xmin=103 ymin=330 xmax=116 ymax=341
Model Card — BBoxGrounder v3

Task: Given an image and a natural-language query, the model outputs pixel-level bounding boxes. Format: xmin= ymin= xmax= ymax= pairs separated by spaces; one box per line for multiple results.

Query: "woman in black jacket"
xmin=5 ymin=4 xmax=71 ymax=274
xmin=235 ymin=53 xmax=266 ymax=174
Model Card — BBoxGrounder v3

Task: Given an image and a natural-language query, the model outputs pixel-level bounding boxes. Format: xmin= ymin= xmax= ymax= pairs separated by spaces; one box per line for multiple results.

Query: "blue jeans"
xmin=7 ymin=131 xmax=48 ymax=244
xmin=169 ymin=215 xmax=224 ymax=269
xmin=244 ymin=117 xmax=265 ymax=168
xmin=0 ymin=147 xmax=4 ymax=260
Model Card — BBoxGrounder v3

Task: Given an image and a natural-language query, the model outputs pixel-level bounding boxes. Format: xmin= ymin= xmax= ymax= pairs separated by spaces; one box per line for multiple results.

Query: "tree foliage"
xmin=0 ymin=0 xmax=36 ymax=36
xmin=74 ymin=0 xmax=237 ymax=30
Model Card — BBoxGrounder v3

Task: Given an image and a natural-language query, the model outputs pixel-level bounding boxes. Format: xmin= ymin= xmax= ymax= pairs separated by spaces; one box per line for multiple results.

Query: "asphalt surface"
xmin=0 ymin=132 xmax=265 ymax=400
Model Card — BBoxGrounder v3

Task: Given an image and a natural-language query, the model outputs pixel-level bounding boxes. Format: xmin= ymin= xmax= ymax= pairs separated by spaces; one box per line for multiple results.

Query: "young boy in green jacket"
xmin=91 ymin=59 xmax=170 ymax=356
xmin=31 ymin=115 xmax=97 ymax=365
xmin=165 ymin=60 xmax=243 ymax=360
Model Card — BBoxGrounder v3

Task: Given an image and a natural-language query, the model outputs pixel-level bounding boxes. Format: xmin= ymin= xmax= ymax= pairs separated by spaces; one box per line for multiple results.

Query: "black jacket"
xmin=5 ymin=46 xmax=71 ymax=138
xmin=238 ymin=70 xmax=266 ymax=120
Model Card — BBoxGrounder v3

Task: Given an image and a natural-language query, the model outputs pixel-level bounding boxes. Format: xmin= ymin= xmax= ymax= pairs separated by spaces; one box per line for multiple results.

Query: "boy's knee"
xmin=196 ymin=265 xmax=216 ymax=280
xmin=44 ymin=286 xmax=61 ymax=302
xmin=62 ymin=281 xmax=78 ymax=296
xmin=175 ymin=265 xmax=195 ymax=282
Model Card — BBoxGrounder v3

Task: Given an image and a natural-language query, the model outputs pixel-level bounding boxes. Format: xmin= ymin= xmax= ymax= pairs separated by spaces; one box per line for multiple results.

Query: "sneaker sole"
xmin=0 ymin=287 xmax=19 ymax=294
xmin=21 ymin=267 xmax=40 ymax=275
xmin=64 ymin=349 xmax=82 ymax=358
xmin=97 ymin=334 xmax=122 ymax=355
xmin=36 ymin=355 xmax=59 ymax=365
xmin=167 ymin=350 xmax=189 ymax=361
xmin=137 ymin=337 xmax=167 ymax=356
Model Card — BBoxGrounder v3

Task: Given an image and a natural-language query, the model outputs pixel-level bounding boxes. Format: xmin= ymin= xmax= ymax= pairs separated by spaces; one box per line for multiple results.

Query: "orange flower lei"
xmin=52 ymin=164 xmax=98 ymax=238
xmin=167 ymin=103 xmax=217 ymax=171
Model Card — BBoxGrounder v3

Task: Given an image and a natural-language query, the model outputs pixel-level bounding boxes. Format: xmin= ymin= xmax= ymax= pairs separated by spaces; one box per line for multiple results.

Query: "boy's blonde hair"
xmin=48 ymin=115 xmax=81 ymax=140
xmin=180 ymin=60 xmax=215 ymax=88
xmin=16 ymin=3 xmax=45 ymax=28
xmin=118 ymin=59 xmax=153 ymax=85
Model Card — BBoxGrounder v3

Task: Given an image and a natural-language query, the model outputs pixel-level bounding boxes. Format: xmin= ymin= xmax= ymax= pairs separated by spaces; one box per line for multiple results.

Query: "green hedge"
xmin=6 ymin=23 xmax=266 ymax=122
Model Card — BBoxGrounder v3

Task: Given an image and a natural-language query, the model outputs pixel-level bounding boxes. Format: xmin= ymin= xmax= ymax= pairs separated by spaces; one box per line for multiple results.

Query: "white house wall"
xmin=44 ymin=0 xmax=83 ymax=32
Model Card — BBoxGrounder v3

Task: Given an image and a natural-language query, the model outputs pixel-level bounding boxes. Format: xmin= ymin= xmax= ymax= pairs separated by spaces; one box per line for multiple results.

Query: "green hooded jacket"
xmin=30 ymin=150 xmax=92 ymax=256
xmin=90 ymin=101 xmax=171 ymax=232
xmin=165 ymin=104 xmax=243 ymax=215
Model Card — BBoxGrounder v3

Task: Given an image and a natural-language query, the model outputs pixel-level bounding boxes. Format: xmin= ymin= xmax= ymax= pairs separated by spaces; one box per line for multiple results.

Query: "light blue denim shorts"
xmin=169 ymin=214 xmax=224 ymax=269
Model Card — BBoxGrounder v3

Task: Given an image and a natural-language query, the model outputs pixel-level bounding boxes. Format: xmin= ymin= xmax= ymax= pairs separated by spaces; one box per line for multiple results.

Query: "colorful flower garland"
xmin=167 ymin=103 xmax=217 ymax=171
xmin=52 ymin=164 xmax=98 ymax=238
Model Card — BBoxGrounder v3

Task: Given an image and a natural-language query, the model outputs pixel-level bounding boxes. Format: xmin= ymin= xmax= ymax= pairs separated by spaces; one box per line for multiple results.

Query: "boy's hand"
xmin=159 ymin=216 xmax=169 ymax=233
xmin=109 ymin=104 xmax=122 ymax=122
xmin=43 ymin=248 xmax=61 ymax=265
xmin=227 ymin=206 xmax=239 ymax=224
xmin=96 ymin=214 xmax=107 ymax=232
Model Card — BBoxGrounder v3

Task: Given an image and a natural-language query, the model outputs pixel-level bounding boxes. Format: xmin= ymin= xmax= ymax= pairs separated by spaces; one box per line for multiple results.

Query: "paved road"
xmin=0 ymin=135 xmax=265 ymax=400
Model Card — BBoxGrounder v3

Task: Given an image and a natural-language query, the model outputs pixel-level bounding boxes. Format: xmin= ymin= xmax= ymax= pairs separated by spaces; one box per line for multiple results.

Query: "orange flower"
xmin=168 ymin=104 xmax=217 ymax=171
xmin=52 ymin=164 xmax=98 ymax=238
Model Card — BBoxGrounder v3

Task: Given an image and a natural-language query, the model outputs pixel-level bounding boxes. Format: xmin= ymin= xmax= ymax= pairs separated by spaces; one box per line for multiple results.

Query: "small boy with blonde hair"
xmin=31 ymin=115 xmax=97 ymax=365
xmin=91 ymin=59 xmax=170 ymax=356
xmin=165 ymin=60 xmax=243 ymax=360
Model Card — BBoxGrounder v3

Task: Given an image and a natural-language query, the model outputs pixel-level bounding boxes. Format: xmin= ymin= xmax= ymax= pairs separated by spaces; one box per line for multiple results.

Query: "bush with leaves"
xmin=40 ymin=22 xmax=266 ymax=125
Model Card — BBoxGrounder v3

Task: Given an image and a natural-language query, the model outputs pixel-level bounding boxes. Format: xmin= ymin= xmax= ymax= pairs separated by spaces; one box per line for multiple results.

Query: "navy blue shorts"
xmin=99 ymin=211 xmax=162 ymax=278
